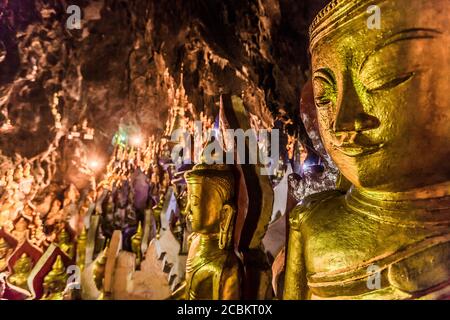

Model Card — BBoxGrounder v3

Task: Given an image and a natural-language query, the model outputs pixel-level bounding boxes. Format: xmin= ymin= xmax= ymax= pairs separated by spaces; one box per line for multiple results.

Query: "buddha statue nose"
xmin=332 ymin=77 xmax=380 ymax=134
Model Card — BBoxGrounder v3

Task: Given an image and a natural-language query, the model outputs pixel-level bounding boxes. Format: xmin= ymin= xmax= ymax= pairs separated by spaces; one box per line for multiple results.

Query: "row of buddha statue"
xmin=1 ymin=0 xmax=448 ymax=300
xmin=170 ymin=0 xmax=450 ymax=300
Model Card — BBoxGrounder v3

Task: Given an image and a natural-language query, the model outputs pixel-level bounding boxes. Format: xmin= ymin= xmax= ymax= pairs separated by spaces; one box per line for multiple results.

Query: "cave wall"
xmin=0 ymin=0 xmax=328 ymax=164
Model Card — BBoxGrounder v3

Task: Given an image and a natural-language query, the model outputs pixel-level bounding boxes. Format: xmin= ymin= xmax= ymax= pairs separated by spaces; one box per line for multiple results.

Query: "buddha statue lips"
xmin=284 ymin=0 xmax=450 ymax=300
xmin=328 ymin=131 xmax=384 ymax=158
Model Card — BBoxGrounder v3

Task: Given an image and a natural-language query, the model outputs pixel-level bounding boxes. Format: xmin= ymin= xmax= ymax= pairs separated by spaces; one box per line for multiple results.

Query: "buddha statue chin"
xmin=172 ymin=163 xmax=242 ymax=300
xmin=284 ymin=0 xmax=450 ymax=300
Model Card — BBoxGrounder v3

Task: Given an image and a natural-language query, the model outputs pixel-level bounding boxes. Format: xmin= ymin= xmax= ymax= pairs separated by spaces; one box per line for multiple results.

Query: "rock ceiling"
xmin=0 ymin=0 xmax=328 ymax=162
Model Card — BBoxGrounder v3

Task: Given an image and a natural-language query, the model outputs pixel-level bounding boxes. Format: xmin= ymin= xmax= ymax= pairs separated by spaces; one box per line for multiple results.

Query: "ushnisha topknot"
xmin=309 ymin=0 xmax=384 ymax=51
xmin=184 ymin=163 xmax=235 ymax=202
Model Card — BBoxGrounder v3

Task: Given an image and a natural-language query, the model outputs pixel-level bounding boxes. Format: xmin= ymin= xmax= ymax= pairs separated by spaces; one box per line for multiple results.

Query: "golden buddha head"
xmin=185 ymin=163 xmax=235 ymax=248
xmin=310 ymin=0 xmax=450 ymax=192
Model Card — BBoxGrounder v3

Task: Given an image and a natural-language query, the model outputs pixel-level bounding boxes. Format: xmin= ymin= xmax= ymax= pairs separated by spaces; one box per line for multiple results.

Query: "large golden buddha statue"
xmin=173 ymin=162 xmax=242 ymax=300
xmin=284 ymin=0 xmax=450 ymax=300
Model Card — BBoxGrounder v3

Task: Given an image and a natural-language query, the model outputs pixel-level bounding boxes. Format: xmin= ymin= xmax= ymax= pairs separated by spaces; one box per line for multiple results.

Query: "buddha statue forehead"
xmin=310 ymin=0 xmax=446 ymax=51
xmin=185 ymin=163 xmax=235 ymax=200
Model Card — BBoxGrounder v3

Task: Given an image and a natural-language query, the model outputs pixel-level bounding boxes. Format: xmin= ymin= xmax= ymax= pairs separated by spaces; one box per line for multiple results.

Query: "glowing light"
xmin=130 ymin=135 xmax=143 ymax=147
xmin=88 ymin=158 xmax=102 ymax=171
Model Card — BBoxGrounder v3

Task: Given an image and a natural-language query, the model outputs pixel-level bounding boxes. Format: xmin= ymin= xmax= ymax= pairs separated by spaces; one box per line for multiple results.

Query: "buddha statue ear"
xmin=219 ymin=204 xmax=235 ymax=250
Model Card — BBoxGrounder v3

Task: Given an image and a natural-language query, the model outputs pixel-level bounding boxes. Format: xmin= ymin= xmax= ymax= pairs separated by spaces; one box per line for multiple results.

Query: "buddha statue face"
xmin=310 ymin=0 xmax=450 ymax=192
xmin=185 ymin=165 xmax=235 ymax=239
xmin=186 ymin=181 xmax=223 ymax=233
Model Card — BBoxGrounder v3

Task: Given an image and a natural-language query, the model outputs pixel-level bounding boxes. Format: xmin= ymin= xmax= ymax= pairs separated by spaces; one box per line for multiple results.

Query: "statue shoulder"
xmin=289 ymin=190 xmax=343 ymax=230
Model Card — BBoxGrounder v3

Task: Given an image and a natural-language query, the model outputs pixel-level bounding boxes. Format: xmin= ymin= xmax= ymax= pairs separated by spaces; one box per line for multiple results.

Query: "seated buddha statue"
xmin=152 ymin=197 xmax=164 ymax=239
xmin=8 ymin=253 xmax=33 ymax=290
xmin=57 ymin=228 xmax=75 ymax=259
xmin=93 ymin=247 xmax=108 ymax=300
xmin=12 ymin=217 xmax=30 ymax=244
xmin=45 ymin=199 xmax=62 ymax=229
xmin=172 ymin=162 xmax=242 ymax=300
xmin=19 ymin=163 xmax=34 ymax=196
xmin=13 ymin=165 xmax=26 ymax=201
xmin=284 ymin=0 xmax=450 ymax=300
xmin=131 ymin=221 xmax=143 ymax=267
xmin=41 ymin=256 xmax=68 ymax=300
xmin=76 ymin=227 xmax=87 ymax=271
xmin=29 ymin=217 xmax=46 ymax=249
xmin=0 ymin=237 xmax=13 ymax=272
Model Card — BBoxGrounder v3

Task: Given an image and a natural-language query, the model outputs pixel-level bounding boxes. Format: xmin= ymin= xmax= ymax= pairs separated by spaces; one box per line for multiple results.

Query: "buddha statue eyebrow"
xmin=359 ymin=28 xmax=442 ymax=73
xmin=313 ymin=68 xmax=335 ymax=85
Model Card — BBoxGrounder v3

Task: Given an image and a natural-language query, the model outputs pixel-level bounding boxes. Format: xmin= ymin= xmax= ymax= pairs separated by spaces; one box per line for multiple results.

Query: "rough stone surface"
xmin=0 ymin=0 xmax=329 ymax=185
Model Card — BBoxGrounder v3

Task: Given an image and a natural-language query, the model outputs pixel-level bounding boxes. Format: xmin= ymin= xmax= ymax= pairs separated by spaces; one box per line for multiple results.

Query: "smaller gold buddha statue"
xmin=12 ymin=217 xmax=30 ymax=243
xmin=45 ymin=199 xmax=62 ymax=228
xmin=0 ymin=237 xmax=13 ymax=272
xmin=4 ymin=169 xmax=19 ymax=202
xmin=172 ymin=162 xmax=242 ymax=300
xmin=76 ymin=227 xmax=87 ymax=270
xmin=152 ymin=198 xmax=164 ymax=239
xmin=13 ymin=164 xmax=23 ymax=183
xmin=0 ymin=173 xmax=6 ymax=188
xmin=41 ymin=256 xmax=68 ymax=300
xmin=8 ymin=253 xmax=32 ymax=290
xmin=131 ymin=222 xmax=143 ymax=267
xmin=30 ymin=213 xmax=46 ymax=248
xmin=23 ymin=163 xmax=32 ymax=179
xmin=93 ymin=247 xmax=108 ymax=300
xmin=20 ymin=163 xmax=34 ymax=195
xmin=57 ymin=228 xmax=74 ymax=259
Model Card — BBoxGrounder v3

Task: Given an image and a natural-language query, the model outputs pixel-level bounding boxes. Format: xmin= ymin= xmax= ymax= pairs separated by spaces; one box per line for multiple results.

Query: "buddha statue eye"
xmin=359 ymin=37 xmax=423 ymax=93
xmin=313 ymin=69 xmax=337 ymax=108
xmin=363 ymin=72 xmax=415 ymax=93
